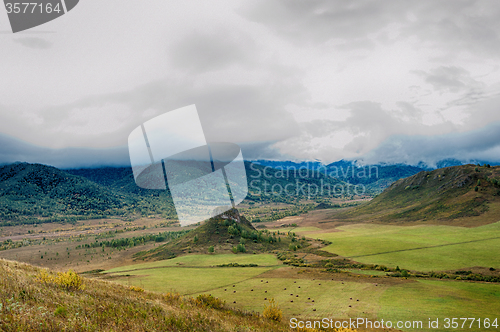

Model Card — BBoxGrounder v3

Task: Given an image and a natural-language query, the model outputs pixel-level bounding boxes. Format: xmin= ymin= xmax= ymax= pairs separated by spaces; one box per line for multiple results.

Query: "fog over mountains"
xmin=1 ymin=132 xmax=498 ymax=171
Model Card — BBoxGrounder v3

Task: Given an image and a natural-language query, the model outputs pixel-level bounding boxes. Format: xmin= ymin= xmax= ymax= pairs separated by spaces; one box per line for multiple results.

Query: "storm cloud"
xmin=1 ymin=0 xmax=500 ymax=166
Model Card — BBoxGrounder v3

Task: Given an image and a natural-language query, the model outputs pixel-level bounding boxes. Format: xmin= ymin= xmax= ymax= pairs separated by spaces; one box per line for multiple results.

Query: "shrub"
xmin=56 ymin=270 xmax=84 ymax=291
xmin=37 ymin=269 xmax=84 ymax=291
xmin=208 ymin=245 xmax=215 ymax=253
xmin=164 ymin=292 xmax=181 ymax=303
xmin=195 ymin=294 xmax=225 ymax=310
xmin=54 ymin=306 xmax=67 ymax=317
xmin=263 ymin=298 xmax=283 ymax=322
xmin=129 ymin=286 xmax=144 ymax=292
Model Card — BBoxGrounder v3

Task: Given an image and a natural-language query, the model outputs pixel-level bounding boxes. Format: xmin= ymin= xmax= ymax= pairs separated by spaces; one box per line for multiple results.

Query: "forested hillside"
xmin=0 ymin=163 xmax=176 ymax=225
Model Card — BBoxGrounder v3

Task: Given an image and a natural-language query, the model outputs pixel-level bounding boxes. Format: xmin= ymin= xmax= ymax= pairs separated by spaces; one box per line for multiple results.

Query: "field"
xmin=2 ymin=194 xmax=500 ymax=331
xmin=106 ymin=254 xmax=282 ymax=294
xmin=296 ymin=222 xmax=500 ymax=271
xmin=104 ymin=256 xmax=500 ymax=332
xmin=379 ymin=280 xmax=500 ymax=330
xmin=99 ymin=213 xmax=500 ymax=332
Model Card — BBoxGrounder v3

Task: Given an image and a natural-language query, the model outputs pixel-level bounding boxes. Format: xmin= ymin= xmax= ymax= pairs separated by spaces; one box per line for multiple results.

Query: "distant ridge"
xmin=338 ymin=164 xmax=500 ymax=225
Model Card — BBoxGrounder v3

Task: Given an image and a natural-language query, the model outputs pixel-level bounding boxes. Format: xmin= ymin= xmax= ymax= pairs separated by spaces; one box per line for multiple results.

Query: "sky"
xmin=1 ymin=0 xmax=500 ymax=168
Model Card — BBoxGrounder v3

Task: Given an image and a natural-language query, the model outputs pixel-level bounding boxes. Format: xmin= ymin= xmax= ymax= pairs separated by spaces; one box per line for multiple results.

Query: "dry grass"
xmin=0 ymin=259 xmax=359 ymax=331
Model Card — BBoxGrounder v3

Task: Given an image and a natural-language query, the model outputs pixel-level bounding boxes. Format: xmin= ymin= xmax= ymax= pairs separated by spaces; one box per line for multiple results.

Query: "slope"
xmin=0 ymin=258 xmax=295 ymax=332
xmin=338 ymin=164 xmax=500 ymax=224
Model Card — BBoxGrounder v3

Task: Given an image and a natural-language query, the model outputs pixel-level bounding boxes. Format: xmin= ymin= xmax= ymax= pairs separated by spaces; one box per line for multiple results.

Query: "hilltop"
xmin=139 ymin=208 xmax=301 ymax=261
xmin=338 ymin=164 xmax=500 ymax=225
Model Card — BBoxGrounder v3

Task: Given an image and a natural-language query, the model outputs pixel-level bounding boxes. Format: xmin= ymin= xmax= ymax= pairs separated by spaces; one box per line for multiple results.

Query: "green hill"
xmin=0 ymin=258 xmax=296 ymax=332
xmin=338 ymin=164 xmax=500 ymax=223
xmin=139 ymin=208 xmax=302 ymax=261
xmin=0 ymin=163 xmax=176 ymax=225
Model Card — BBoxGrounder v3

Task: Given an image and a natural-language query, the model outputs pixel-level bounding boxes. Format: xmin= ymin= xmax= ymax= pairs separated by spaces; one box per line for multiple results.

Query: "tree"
xmin=208 ymin=245 xmax=215 ymax=253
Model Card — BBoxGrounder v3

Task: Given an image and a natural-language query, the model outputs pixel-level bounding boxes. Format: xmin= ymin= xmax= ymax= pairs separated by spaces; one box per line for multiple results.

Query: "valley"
xmin=1 ymin=163 xmax=500 ymax=331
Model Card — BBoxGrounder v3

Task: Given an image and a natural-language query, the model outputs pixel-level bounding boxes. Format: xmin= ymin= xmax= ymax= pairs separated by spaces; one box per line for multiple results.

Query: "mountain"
xmin=0 ymin=163 xmax=176 ymax=225
xmin=68 ymin=162 xmax=352 ymax=203
xmin=139 ymin=208 xmax=297 ymax=261
xmin=324 ymin=160 xmax=426 ymax=189
xmin=65 ymin=166 xmax=165 ymax=196
xmin=0 ymin=161 xmax=354 ymax=226
xmin=338 ymin=164 xmax=500 ymax=224
xmin=251 ymin=159 xmax=324 ymax=170
xmin=251 ymin=159 xmax=427 ymax=193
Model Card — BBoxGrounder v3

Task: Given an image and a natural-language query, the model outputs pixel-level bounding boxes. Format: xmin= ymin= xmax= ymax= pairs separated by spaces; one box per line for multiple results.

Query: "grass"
xmin=379 ymin=280 xmax=500 ymax=331
xmin=0 ymin=259 xmax=299 ymax=331
xmin=267 ymin=227 xmax=322 ymax=233
xmin=198 ymin=270 xmax=500 ymax=332
xmin=102 ymin=249 xmax=500 ymax=332
xmin=109 ymin=266 xmax=278 ymax=295
xmin=106 ymin=254 xmax=280 ymax=273
xmin=305 ymin=222 xmax=500 ymax=271
xmin=196 ymin=273 xmax=388 ymax=320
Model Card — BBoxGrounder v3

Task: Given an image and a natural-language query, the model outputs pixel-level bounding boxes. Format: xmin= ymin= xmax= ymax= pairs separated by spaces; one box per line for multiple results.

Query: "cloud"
xmin=168 ymin=29 xmax=255 ymax=73
xmin=272 ymin=101 xmax=459 ymax=163
xmin=0 ymin=133 xmax=129 ymax=169
xmin=238 ymin=141 xmax=291 ymax=160
xmin=13 ymin=37 xmax=52 ymax=49
xmin=360 ymin=121 xmax=500 ymax=166
xmin=2 ymin=1 xmax=500 ymax=168
xmin=242 ymin=0 xmax=500 ymax=59
xmin=240 ymin=0 xmax=407 ymax=47
xmin=400 ymin=1 xmax=500 ymax=59
xmin=0 ymin=75 xmax=302 ymax=153
xmin=413 ymin=66 xmax=483 ymax=93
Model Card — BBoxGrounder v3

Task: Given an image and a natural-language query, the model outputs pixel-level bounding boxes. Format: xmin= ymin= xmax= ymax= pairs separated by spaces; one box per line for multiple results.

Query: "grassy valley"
xmin=1 ymin=163 xmax=500 ymax=331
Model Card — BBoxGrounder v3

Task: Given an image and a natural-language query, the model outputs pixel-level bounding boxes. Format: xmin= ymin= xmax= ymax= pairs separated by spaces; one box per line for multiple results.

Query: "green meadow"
xmin=107 ymin=254 xmax=282 ymax=294
xmin=105 ymin=260 xmax=500 ymax=332
xmin=103 ymin=223 xmax=500 ymax=331
xmin=379 ymin=280 xmax=500 ymax=331
xmin=106 ymin=253 xmax=281 ymax=272
xmin=303 ymin=222 xmax=500 ymax=271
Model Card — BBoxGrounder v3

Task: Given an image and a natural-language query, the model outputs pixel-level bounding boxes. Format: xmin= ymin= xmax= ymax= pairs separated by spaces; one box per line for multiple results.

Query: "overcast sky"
xmin=1 ymin=0 xmax=500 ymax=168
